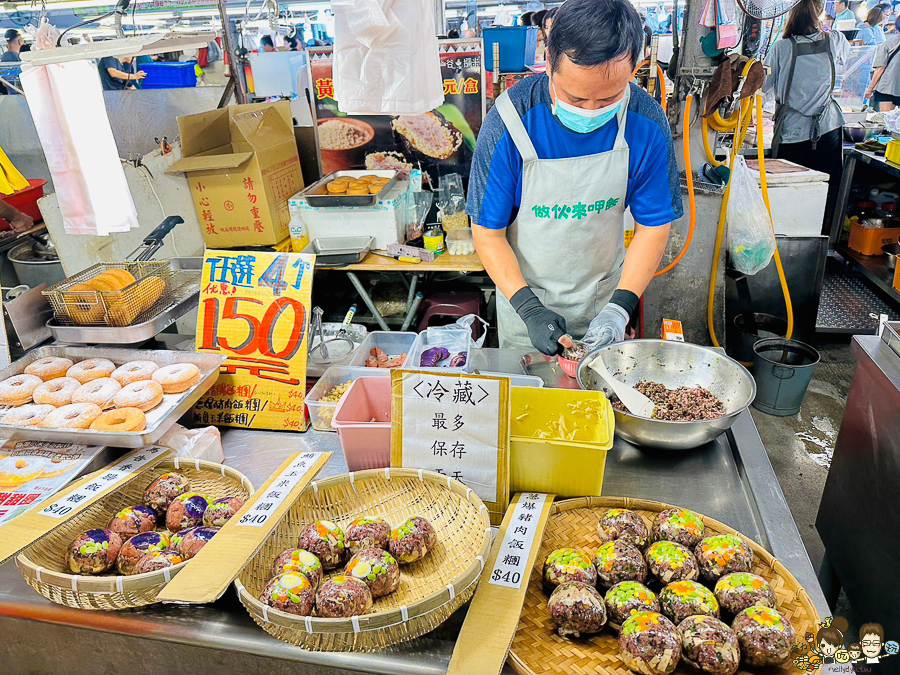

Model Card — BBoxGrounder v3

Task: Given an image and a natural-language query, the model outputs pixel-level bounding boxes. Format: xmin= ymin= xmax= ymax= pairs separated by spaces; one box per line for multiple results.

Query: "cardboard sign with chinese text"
xmin=447 ymin=492 xmax=554 ymax=675
xmin=0 ymin=446 xmax=172 ymax=566
xmin=390 ymin=370 xmax=509 ymax=525
xmin=194 ymin=249 xmax=315 ymax=430
xmin=158 ymin=451 xmax=330 ymax=604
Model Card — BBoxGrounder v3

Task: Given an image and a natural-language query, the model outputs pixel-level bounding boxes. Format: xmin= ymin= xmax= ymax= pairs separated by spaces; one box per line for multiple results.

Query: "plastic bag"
xmin=428 ymin=314 xmax=489 ymax=348
xmin=726 ymin=156 xmax=776 ymax=275
xmin=159 ymin=424 xmax=224 ymax=463
xmin=332 ymin=0 xmax=443 ymax=115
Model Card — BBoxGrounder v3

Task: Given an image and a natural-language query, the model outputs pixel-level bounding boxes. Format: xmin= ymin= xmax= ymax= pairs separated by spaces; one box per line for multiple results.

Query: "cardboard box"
xmin=167 ymin=101 xmax=303 ymax=248
xmin=894 ymin=260 xmax=900 ymax=294
xmin=661 ymin=318 xmax=685 ymax=341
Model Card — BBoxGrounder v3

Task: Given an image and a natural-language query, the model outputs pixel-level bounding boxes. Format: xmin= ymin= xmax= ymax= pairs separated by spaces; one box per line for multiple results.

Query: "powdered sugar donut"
xmin=152 ymin=363 xmax=202 ymax=394
xmin=113 ymin=380 xmax=164 ymax=411
xmin=24 ymin=356 xmax=74 ymax=381
xmin=2 ymin=404 xmax=56 ymax=427
xmin=67 ymin=358 xmax=116 ymax=384
xmin=40 ymin=402 xmax=103 ymax=429
xmin=0 ymin=374 xmax=42 ymax=406
xmin=72 ymin=377 xmax=122 ymax=409
xmin=33 ymin=377 xmax=80 ymax=407
xmin=111 ymin=360 xmax=159 ymax=386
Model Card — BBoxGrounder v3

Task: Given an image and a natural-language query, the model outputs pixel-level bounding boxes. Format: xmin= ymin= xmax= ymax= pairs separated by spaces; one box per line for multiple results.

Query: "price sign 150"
xmin=198 ymin=296 xmax=306 ymax=359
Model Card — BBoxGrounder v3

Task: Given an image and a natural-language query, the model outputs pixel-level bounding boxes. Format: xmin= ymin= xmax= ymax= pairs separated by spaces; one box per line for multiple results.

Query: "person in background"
xmin=824 ymin=13 xmax=836 ymax=28
xmin=858 ymin=6 xmax=887 ymax=43
xmin=533 ymin=9 xmax=548 ymax=61
xmin=640 ymin=13 xmax=654 ymax=56
xmin=2 ymin=29 xmax=23 ymax=63
xmin=0 ymin=200 xmax=33 ymax=233
xmin=834 ymin=0 xmax=856 ymax=21
xmin=98 ymin=54 xmax=145 ymax=90
xmin=766 ymin=0 xmax=849 ymax=233
xmin=865 ymin=17 xmax=900 ymax=109
xmin=283 ymin=30 xmax=304 ymax=51
xmin=259 ymin=35 xmax=276 ymax=53
xmin=541 ymin=8 xmax=557 ymax=38
xmin=519 ymin=11 xmax=534 ymax=26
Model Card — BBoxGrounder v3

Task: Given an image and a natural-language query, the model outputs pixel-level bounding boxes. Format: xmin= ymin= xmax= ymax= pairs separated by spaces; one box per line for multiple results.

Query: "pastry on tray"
xmin=345 ymin=516 xmax=391 ymax=555
xmin=542 ymin=547 xmax=596 ymax=591
xmin=66 ymin=529 xmax=123 ymax=575
xmin=597 ymin=508 xmax=650 ymax=549
xmin=297 ymin=520 xmax=346 ymax=570
xmin=116 ymin=531 xmax=170 ymax=575
xmin=618 ymin=611 xmax=682 ymax=675
xmin=548 ymin=581 xmax=607 ymax=638
xmin=143 ymin=472 xmax=190 ymax=516
xmin=389 ymin=516 xmax=436 ymax=565
xmin=345 ymin=547 xmax=400 ymax=598
xmin=678 ymin=615 xmax=741 ymax=675
xmin=593 ymin=540 xmax=648 ymax=588
xmin=271 ymin=548 xmax=323 ymax=590
xmin=259 ymin=571 xmax=315 ymax=616
xmin=315 ymin=575 xmax=373 ymax=618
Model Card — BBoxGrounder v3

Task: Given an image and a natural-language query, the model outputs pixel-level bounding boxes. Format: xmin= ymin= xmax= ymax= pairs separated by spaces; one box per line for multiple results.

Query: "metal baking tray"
xmin=302 ymin=236 xmax=374 ymax=268
xmin=882 ymin=321 xmax=900 ymax=359
xmin=0 ymin=346 xmax=225 ymax=448
xmin=299 ymin=170 xmax=399 ymax=208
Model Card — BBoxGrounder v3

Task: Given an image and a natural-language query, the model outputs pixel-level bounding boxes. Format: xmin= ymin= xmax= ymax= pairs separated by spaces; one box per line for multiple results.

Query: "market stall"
xmin=0 ymin=348 xmax=828 ymax=673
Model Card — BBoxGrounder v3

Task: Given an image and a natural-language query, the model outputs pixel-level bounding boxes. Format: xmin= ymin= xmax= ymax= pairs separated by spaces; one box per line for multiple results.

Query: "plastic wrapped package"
xmin=160 ymin=424 xmax=224 ymax=463
xmin=726 ymin=156 xmax=776 ymax=275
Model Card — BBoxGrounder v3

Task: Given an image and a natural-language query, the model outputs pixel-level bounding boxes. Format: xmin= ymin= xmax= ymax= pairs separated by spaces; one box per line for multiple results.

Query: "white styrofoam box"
xmin=746 ymin=160 xmax=829 ymax=237
xmin=289 ymin=180 xmax=409 ymax=250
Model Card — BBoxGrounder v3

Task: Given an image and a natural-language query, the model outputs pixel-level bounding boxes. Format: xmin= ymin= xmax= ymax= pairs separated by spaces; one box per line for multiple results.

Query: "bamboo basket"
xmin=16 ymin=457 xmax=253 ymax=610
xmin=235 ymin=468 xmax=493 ymax=652
xmin=508 ymin=497 xmax=821 ymax=675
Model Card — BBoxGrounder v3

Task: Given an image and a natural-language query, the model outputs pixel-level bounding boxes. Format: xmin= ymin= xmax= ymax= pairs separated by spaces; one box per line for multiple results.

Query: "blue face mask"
xmin=550 ymin=81 xmax=622 ymax=134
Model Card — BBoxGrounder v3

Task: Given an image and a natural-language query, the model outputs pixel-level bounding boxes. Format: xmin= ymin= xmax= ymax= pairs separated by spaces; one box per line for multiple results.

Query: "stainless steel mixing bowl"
xmin=576 ymin=339 xmax=756 ymax=450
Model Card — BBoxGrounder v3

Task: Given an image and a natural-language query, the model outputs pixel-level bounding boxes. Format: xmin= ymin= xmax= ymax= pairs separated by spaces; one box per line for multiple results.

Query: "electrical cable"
xmin=654 ymin=92 xmax=695 ymax=276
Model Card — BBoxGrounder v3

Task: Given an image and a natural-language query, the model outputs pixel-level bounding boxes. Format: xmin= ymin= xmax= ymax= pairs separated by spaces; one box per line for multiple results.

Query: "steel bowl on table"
xmin=576 ymin=339 xmax=756 ymax=451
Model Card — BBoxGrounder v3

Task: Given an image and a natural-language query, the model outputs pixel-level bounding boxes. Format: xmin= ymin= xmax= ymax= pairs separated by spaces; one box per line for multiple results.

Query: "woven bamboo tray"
xmin=16 ymin=457 xmax=253 ymax=610
xmin=235 ymin=468 xmax=493 ymax=652
xmin=509 ymin=497 xmax=820 ymax=675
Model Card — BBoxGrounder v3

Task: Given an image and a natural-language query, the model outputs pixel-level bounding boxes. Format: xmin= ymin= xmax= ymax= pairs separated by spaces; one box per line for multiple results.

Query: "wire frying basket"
xmin=43 ymin=261 xmax=176 ymax=327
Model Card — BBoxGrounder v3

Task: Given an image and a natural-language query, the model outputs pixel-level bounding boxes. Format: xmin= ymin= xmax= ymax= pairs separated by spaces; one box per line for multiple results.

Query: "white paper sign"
xmin=488 ymin=492 xmax=549 ymax=589
xmin=398 ymin=372 xmax=503 ymax=503
xmin=38 ymin=446 xmax=169 ymax=519
xmin=234 ymin=452 xmax=322 ymax=527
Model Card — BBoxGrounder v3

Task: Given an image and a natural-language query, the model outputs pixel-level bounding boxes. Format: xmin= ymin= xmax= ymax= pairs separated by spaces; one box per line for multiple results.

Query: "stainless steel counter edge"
xmin=725 ymin=412 xmax=830 ymax=618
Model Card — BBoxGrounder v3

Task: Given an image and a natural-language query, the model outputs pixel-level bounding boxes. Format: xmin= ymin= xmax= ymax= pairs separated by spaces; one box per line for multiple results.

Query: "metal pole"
xmin=434 ymin=0 xmax=446 ymax=35
xmin=218 ymin=0 xmax=247 ymax=105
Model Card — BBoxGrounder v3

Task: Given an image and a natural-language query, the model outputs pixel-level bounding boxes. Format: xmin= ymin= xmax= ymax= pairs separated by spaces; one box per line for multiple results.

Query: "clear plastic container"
xmin=476 ymin=372 xmax=544 ymax=388
xmin=446 ymin=229 xmax=474 ymax=256
xmin=306 ymin=366 xmax=390 ymax=432
xmin=331 ymin=377 xmax=392 ymax=471
xmin=348 ymin=331 xmax=417 ymax=368
xmin=407 ymin=327 xmax=472 ymax=372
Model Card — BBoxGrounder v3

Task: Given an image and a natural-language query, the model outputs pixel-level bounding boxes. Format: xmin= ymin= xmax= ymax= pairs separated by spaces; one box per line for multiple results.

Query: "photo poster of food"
xmin=0 ymin=441 xmax=104 ymax=525
xmin=194 ymin=249 xmax=316 ymax=432
xmin=309 ymin=39 xmax=485 ymax=186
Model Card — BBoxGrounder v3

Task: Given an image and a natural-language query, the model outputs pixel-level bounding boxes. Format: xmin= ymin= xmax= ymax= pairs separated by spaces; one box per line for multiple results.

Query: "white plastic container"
xmin=289 ymin=181 xmax=408 ymax=250
xmin=348 ymin=331 xmax=418 ymax=368
xmin=306 ymin=366 xmax=391 ymax=432
xmin=446 ymin=229 xmax=475 ymax=256
xmin=406 ymin=327 xmax=473 ymax=372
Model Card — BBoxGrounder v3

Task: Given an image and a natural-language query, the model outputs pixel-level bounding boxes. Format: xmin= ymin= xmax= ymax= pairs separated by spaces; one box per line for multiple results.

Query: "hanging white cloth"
xmin=332 ymin=0 xmax=443 ymax=115
xmin=19 ymin=19 xmax=139 ymax=236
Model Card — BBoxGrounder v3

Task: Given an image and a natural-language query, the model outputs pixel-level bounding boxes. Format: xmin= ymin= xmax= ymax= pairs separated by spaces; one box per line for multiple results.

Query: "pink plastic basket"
xmin=331 ymin=377 xmax=392 ymax=471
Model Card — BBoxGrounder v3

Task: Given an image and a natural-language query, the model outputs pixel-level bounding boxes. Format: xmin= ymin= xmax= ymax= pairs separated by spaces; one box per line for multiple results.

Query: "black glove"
xmin=510 ymin=287 xmax=567 ymax=356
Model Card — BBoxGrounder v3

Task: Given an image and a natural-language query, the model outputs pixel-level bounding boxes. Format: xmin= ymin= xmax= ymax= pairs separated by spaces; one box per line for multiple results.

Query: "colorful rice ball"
xmin=297 ymin=520 xmax=346 ymax=570
xmin=107 ymin=505 xmax=157 ymax=541
xmin=345 ymin=516 xmax=391 ymax=555
xmin=389 ymin=516 xmax=437 ymax=564
xmin=165 ymin=492 xmax=209 ymax=532
xmin=345 ymin=547 xmax=400 ymax=598
xmin=259 ymin=572 xmax=315 ymax=616
xmin=203 ymin=497 xmax=244 ymax=527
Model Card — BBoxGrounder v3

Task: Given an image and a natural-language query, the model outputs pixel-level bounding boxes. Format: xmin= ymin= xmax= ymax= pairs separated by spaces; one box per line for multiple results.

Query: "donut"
xmin=113 ymin=380 xmax=164 ymax=412
xmin=41 ymin=402 xmax=103 ymax=429
xmin=63 ymin=283 xmax=105 ymax=325
xmin=106 ymin=276 xmax=165 ymax=327
xmin=101 ymin=268 xmax=136 ymax=287
xmin=111 ymin=360 xmax=159 ymax=386
xmin=0 ymin=374 xmax=43 ymax=406
xmin=90 ymin=407 xmax=147 ymax=432
xmin=2 ymin=404 xmax=56 ymax=426
xmin=72 ymin=378 xmax=122 ymax=409
xmin=152 ymin=363 xmax=202 ymax=394
xmin=24 ymin=357 xmax=74 ymax=381
xmin=33 ymin=377 xmax=80 ymax=407
xmin=87 ymin=271 xmax=127 ymax=292
xmin=67 ymin=358 xmax=116 ymax=384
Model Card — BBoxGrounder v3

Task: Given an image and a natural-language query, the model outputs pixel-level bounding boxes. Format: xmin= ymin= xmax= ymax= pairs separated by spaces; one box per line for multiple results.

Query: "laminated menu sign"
xmin=0 ymin=441 xmax=105 ymax=525
xmin=390 ymin=370 xmax=510 ymax=525
xmin=447 ymin=492 xmax=555 ymax=675
xmin=194 ymin=249 xmax=315 ymax=431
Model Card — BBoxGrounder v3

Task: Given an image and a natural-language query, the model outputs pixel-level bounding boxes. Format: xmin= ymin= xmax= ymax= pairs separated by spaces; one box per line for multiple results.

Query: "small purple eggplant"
xmin=420 ymin=347 xmax=450 ymax=367
xmin=449 ymin=352 xmax=467 ymax=368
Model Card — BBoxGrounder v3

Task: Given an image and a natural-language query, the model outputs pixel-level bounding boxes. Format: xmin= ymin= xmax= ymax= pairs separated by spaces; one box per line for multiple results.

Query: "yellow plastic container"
xmin=887 ymin=139 xmax=900 ymax=165
xmin=509 ymin=387 xmax=614 ymax=497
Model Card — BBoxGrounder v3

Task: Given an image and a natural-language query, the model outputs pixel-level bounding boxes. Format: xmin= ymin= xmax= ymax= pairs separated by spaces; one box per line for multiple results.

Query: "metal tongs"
xmin=308 ymin=306 xmax=356 ymax=361
xmin=126 ymin=216 xmax=183 ymax=261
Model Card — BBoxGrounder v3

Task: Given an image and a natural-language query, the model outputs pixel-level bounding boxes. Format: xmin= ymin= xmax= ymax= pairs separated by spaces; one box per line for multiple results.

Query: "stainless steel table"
xmin=0 ymin=349 xmax=828 ymax=674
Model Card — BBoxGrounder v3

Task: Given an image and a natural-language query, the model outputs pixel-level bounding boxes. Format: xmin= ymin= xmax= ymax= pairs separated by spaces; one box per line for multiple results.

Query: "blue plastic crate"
xmin=482 ymin=26 xmax=538 ymax=72
xmin=140 ymin=61 xmax=197 ymax=89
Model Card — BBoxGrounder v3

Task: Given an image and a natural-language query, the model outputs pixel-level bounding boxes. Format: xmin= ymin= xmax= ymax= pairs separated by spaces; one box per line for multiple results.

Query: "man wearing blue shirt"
xmin=466 ymin=0 xmax=681 ymax=355
xmin=835 ymin=0 xmax=857 ymax=22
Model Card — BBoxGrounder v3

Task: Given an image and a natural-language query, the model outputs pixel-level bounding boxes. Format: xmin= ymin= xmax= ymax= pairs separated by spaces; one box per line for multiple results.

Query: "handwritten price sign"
xmin=194 ymin=249 xmax=315 ymax=430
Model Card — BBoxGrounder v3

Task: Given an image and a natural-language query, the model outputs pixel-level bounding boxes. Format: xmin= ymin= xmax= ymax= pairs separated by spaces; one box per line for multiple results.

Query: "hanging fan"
xmin=736 ymin=0 xmax=800 ymax=21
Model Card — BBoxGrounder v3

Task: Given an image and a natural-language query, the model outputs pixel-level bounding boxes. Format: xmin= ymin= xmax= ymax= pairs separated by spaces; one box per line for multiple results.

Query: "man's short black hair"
xmin=5 ymin=29 xmax=20 ymax=42
xmin=259 ymin=35 xmax=274 ymax=48
xmin=547 ymin=0 xmax=644 ymax=71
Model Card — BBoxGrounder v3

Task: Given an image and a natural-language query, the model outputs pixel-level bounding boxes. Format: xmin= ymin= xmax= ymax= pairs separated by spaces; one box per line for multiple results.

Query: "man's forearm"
xmin=618 ymin=223 xmax=671 ymax=297
xmin=867 ymin=66 xmax=885 ymax=94
xmin=0 ymin=200 xmax=17 ymax=222
xmin=108 ymin=67 xmax=132 ymax=80
xmin=472 ymin=223 xmax=529 ymax=300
